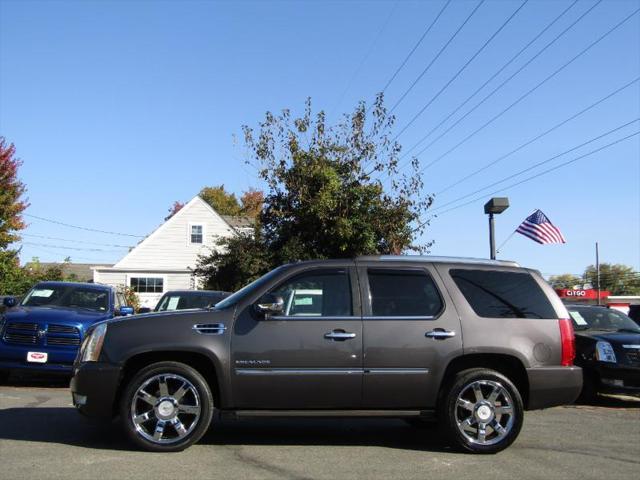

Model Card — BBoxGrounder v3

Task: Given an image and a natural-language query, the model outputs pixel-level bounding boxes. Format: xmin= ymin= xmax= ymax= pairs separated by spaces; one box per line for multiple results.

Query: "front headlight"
xmin=81 ymin=323 xmax=108 ymax=362
xmin=595 ymin=341 xmax=617 ymax=363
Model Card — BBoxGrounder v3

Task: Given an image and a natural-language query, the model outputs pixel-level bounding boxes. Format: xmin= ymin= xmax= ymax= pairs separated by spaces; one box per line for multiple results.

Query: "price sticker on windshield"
xmin=569 ymin=311 xmax=588 ymax=326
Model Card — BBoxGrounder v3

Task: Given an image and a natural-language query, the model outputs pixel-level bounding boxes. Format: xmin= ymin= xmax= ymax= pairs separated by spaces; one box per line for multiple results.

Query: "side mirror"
xmin=3 ymin=297 xmax=17 ymax=308
xmin=254 ymin=294 xmax=284 ymax=318
xmin=137 ymin=307 xmax=152 ymax=314
xmin=117 ymin=306 xmax=135 ymax=316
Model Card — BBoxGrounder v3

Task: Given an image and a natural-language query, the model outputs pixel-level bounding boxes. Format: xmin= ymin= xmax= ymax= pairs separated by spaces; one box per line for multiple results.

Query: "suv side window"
xmin=367 ymin=268 xmax=443 ymax=317
xmin=269 ymin=269 xmax=352 ymax=317
xmin=450 ymin=269 xmax=556 ymax=319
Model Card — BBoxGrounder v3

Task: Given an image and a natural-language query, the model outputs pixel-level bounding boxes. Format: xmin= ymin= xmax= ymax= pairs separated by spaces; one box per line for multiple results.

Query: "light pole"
xmin=484 ymin=197 xmax=509 ymax=260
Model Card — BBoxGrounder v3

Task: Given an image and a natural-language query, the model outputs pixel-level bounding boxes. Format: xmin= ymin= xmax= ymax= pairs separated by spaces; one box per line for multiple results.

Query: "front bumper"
xmin=0 ymin=342 xmax=78 ymax=375
xmin=70 ymin=362 xmax=122 ymax=419
xmin=591 ymin=363 xmax=640 ymax=394
xmin=526 ymin=366 xmax=583 ymax=410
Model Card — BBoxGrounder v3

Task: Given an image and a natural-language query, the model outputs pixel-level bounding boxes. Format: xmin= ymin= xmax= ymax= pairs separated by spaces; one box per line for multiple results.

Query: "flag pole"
xmin=496 ymin=231 xmax=517 ymax=255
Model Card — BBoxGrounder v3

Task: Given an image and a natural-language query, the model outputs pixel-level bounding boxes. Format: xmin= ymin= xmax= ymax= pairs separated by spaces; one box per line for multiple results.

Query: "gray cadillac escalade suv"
xmin=70 ymin=256 xmax=582 ymax=453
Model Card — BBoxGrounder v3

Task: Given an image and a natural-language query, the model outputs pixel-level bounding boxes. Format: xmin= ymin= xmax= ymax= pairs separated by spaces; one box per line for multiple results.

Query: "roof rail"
xmin=355 ymin=255 xmax=520 ymax=267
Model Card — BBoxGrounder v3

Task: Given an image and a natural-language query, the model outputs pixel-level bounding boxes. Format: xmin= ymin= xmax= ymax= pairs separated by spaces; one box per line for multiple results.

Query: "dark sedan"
xmin=138 ymin=289 xmax=231 ymax=314
xmin=567 ymin=304 xmax=640 ymax=401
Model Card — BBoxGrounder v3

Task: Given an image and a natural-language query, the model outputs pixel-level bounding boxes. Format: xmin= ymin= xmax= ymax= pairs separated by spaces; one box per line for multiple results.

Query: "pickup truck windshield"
xmin=22 ymin=285 xmax=110 ymax=312
xmin=214 ymin=266 xmax=286 ymax=310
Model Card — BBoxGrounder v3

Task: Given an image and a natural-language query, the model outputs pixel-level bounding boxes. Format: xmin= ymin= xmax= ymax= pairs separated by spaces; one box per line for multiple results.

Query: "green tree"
xmin=548 ymin=273 xmax=583 ymax=289
xmin=195 ymin=96 xmax=432 ymax=290
xmin=0 ymin=138 xmax=29 ymax=295
xmin=584 ymin=263 xmax=640 ymax=295
xmin=199 ymin=185 xmax=242 ymax=216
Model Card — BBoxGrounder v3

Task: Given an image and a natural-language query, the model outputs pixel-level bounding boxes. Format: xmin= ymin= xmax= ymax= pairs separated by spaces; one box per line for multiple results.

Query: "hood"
xmin=575 ymin=329 xmax=640 ymax=345
xmin=101 ymin=306 xmax=233 ymax=330
xmin=3 ymin=306 xmax=112 ymax=328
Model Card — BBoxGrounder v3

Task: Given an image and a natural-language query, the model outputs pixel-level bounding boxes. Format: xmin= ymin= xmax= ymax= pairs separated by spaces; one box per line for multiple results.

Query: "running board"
xmin=223 ymin=409 xmax=435 ymax=419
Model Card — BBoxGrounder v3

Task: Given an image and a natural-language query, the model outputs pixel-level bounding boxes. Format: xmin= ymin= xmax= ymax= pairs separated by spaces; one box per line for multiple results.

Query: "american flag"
xmin=516 ymin=209 xmax=566 ymax=245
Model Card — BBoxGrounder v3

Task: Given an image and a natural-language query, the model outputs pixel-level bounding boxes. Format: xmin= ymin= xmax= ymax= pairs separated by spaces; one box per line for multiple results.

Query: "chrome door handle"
xmin=425 ymin=329 xmax=456 ymax=340
xmin=324 ymin=330 xmax=356 ymax=341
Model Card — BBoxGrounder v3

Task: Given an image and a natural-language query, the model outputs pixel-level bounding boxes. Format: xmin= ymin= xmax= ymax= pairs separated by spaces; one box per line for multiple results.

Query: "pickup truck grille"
xmin=2 ymin=322 xmax=81 ymax=347
xmin=3 ymin=332 xmax=37 ymax=345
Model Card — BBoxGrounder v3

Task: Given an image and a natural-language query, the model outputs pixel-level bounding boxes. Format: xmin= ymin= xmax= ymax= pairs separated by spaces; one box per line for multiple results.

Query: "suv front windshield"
xmin=214 ymin=266 xmax=286 ymax=310
xmin=568 ymin=307 xmax=640 ymax=333
xmin=21 ymin=285 xmax=110 ymax=312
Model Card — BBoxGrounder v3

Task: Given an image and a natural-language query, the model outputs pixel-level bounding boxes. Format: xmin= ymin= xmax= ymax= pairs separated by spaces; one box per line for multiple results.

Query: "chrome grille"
xmin=45 ymin=324 xmax=81 ymax=347
xmin=625 ymin=349 xmax=640 ymax=366
xmin=46 ymin=336 xmax=81 ymax=346
xmin=4 ymin=332 xmax=37 ymax=344
xmin=47 ymin=324 xmax=78 ymax=335
xmin=6 ymin=322 xmax=38 ymax=331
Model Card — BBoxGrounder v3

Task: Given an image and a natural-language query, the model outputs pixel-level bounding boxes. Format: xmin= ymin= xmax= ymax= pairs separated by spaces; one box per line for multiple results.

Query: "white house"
xmin=93 ymin=195 xmax=250 ymax=308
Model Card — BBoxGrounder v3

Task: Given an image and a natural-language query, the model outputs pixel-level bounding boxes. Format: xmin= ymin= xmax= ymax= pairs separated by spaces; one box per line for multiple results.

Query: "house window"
xmin=190 ymin=224 xmax=203 ymax=244
xmin=130 ymin=277 xmax=164 ymax=293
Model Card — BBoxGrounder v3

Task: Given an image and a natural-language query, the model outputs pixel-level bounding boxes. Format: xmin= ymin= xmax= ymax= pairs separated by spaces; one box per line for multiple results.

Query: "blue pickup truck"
xmin=0 ymin=281 xmax=133 ymax=381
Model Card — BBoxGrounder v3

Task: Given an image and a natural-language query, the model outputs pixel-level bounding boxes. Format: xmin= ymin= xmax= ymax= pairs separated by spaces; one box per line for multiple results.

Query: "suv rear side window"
xmin=368 ymin=268 xmax=443 ymax=317
xmin=450 ymin=269 xmax=556 ymax=319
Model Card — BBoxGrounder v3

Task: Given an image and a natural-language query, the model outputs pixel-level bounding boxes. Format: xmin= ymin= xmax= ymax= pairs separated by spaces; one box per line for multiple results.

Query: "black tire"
xmin=438 ymin=368 xmax=524 ymax=454
xmin=120 ymin=361 xmax=214 ymax=452
xmin=0 ymin=370 xmax=9 ymax=384
xmin=576 ymin=371 xmax=598 ymax=405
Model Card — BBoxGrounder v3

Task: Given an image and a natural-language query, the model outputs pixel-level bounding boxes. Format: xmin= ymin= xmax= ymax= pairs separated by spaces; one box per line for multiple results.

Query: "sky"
xmin=0 ymin=0 xmax=639 ymax=279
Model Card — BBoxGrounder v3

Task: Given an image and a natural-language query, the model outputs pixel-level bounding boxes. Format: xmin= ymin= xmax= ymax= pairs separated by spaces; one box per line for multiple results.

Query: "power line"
xmin=393 ymin=0 xmax=529 ymax=141
xmin=20 ymin=241 xmax=128 ymax=253
xmin=379 ymin=0 xmax=452 ymax=95
xmin=21 ymin=233 xmax=132 ymax=248
xmin=399 ymin=0 xmax=580 ymax=161
xmin=389 ymin=0 xmax=486 ymax=114
xmin=431 ymin=118 xmax=639 ymax=212
xmin=24 ymin=213 xmax=145 ymax=238
xmin=332 ymin=1 xmax=399 ymax=115
xmin=433 ymin=129 xmax=639 ymax=218
xmin=415 ymin=4 xmax=639 ymax=174
xmin=436 ymin=76 xmax=640 ymax=195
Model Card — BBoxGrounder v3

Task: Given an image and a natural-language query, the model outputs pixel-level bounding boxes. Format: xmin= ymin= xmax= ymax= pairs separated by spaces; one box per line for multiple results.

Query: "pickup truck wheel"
xmin=120 ymin=361 xmax=213 ymax=452
xmin=439 ymin=368 xmax=523 ymax=454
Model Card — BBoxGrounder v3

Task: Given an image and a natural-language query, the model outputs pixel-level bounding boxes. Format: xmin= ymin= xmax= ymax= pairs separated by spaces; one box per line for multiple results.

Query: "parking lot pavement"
xmin=0 ymin=380 xmax=639 ymax=480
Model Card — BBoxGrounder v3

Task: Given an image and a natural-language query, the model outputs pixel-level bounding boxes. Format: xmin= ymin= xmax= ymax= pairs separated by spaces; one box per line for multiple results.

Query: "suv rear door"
xmin=230 ymin=264 xmax=363 ymax=409
xmin=357 ymin=260 xmax=463 ymax=409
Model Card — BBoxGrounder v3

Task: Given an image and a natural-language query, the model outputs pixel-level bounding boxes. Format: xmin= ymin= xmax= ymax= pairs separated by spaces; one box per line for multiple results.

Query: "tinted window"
xmin=270 ymin=269 xmax=352 ymax=317
xmin=450 ymin=269 xmax=556 ymax=319
xmin=368 ymin=268 xmax=443 ymax=317
xmin=156 ymin=293 xmax=224 ymax=311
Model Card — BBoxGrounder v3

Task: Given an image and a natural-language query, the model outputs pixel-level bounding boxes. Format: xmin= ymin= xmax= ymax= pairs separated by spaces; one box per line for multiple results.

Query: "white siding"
xmin=114 ymin=196 xmax=235 ymax=270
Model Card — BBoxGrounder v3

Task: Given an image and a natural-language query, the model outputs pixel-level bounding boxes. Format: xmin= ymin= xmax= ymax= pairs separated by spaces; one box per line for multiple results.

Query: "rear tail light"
xmin=559 ymin=318 xmax=575 ymax=366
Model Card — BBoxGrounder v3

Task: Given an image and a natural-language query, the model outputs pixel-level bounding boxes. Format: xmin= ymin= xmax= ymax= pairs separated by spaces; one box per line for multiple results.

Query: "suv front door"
xmin=231 ymin=265 xmax=363 ymax=409
xmin=358 ymin=261 xmax=463 ymax=409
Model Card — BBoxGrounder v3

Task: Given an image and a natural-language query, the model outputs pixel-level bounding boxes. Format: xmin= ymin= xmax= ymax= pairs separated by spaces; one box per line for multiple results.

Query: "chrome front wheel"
xmin=121 ymin=362 xmax=213 ymax=452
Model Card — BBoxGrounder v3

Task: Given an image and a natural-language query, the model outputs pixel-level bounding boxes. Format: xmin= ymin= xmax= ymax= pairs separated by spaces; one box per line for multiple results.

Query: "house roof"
xmin=24 ymin=262 xmax=112 ymax=281
xmin=221 ymin=215 xmax=253 ymax=229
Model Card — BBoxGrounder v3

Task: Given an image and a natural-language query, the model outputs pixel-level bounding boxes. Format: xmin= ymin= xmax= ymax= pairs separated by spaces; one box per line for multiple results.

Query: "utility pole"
xmin=596 ymin=242 xmax=601 ymax=306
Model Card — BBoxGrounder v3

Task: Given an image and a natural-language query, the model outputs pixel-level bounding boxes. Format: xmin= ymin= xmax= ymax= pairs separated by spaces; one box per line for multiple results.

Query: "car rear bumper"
xmin=526 ymin=366 xmax=583 ymax=410
xmin=70 ymin=362 xmax=122 ymax=419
